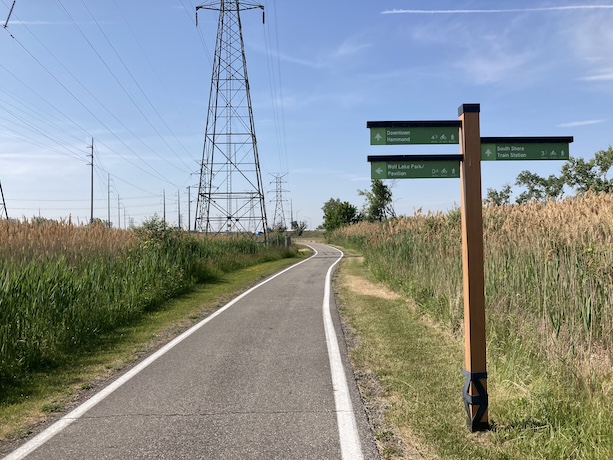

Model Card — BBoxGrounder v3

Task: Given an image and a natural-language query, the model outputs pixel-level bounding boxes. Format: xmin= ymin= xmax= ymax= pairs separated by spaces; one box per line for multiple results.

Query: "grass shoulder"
xmin=334 ymin=248 xmax=611 ymax=459
xmin=335 ymin=251 xmax=465 ymax=459
xmin=0 ymin=253 xmax=308 ymax=453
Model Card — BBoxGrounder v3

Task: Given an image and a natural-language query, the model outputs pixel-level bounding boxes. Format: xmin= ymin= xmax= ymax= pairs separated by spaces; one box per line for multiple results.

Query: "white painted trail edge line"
xmin=3 ymin=252 xmax=318 ymax=460
xmin=317 ymin=245 xmax=365 ymax=460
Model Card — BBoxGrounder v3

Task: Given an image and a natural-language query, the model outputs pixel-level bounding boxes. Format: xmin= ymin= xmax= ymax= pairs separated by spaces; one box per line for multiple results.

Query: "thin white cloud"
xmin=559 ymin=10 xmax=613 ymax=87
xmin=274 ymin=52 xmax=325 ymax=69
xmin=401 ymin=5 xmax=612 ymax=88
xmin=251 ymin=42 xmax=325 ymax=69
xmin=580 ymin=72 xmax=613 ymax=81
xmin=332 ymin=39 xmax=372 ymax=58
xmin=454 ymin=49 xmax=537 ymax=85
xmin=556 ymin=119 xmax=607 ymax=128
xmin=253 ymin=33 xmax=371 ymax=70
xmin=382 ymin=6 xmax=613 ymax=15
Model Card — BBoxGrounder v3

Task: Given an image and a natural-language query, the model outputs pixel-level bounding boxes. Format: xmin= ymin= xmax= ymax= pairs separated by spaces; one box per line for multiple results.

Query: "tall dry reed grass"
xmin=0 ymin=219 xmax=294 ymax=381
xmin=330 ymin=192 xmax=612 ymax=379
xmin=0 ymin=217 xmax=134 ymax=263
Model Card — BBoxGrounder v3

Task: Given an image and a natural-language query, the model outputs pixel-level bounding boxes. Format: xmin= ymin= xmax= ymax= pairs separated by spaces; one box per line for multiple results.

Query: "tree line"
xmin=486 ymin=146 xmax=612 ymax=205
xmin=322 ymin=179 xmax=395 ymax=231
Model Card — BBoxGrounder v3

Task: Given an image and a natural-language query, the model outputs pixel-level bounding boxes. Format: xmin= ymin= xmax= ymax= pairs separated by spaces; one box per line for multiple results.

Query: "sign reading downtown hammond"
xmin=367 ymin=120 xmax=461 ymax=145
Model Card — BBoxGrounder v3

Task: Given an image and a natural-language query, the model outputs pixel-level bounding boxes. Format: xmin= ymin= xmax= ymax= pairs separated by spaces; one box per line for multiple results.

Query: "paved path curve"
xmin=4 ymin=243 xmax=378 ymax=460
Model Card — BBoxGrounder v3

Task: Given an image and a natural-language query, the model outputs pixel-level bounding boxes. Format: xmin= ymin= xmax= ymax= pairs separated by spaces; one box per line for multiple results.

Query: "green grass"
xmin=336 ymin=254 xmax=612 ymax=459
xmin=329 ymin=196 xmax=611 ymax=458
xmin=0 ymin=223 xmax=296 ymax=381
xmin=0 ymin=254 xmax=307 ymax=449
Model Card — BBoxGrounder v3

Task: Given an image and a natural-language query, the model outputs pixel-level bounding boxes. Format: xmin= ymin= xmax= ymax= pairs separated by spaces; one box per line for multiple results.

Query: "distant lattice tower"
xmin=194 ymin=0 xmax=268 ymax=238
xmin=269 ymin=173 xmax=288 ymax=231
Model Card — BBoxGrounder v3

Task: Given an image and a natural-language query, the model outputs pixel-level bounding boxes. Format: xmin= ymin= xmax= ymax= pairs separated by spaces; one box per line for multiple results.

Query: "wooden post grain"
xmin=458 ymin=103 xmax=488 ymax=431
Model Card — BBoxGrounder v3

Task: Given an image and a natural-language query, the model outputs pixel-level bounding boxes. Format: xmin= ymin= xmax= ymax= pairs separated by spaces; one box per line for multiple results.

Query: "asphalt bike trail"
xmin=4 ymin=243 xmax=378 ymax=460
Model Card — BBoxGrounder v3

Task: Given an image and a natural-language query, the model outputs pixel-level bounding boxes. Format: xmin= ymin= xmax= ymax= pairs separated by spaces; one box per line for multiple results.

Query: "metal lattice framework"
xmin=194 ymin=0 xmax=268 ymax=238
xmin=0 ymin=180 xmax=8 ymax=220
xmin=269 ymin=173 xmax=288 ymax=231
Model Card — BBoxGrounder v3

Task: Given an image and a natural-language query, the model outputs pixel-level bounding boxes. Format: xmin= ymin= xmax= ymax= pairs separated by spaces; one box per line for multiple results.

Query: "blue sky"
xmin=0 ymin=0 xmax=611 ymax=229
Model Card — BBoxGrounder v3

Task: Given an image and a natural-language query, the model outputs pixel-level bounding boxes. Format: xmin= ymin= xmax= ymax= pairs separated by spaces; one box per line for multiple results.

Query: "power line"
xmin=179 ymin=0 xmax=213 ymax=64
xmin=0 ymin=104 xmax=85 ymax=162
xmin=0 ymin=1 xmax=209 ymax=213
xmin=0 ymin=35 xmax=179 ymax=186
xmin=262 ymin=0 xmax=288 ymax=174
xmin=111 ymin=0 xmax=204 ymax=162
xmin=0 ymin=89 xmax=96 ymax=150
xmin=9 ymin=194 xmax=162 ymax=203
xmin=56 ymin=0 xmax=192 ymax=175
xmin=78 ymin=0 xmax=195 ymax=171
xmin=1 ymin=5 xmax=190 ymax=188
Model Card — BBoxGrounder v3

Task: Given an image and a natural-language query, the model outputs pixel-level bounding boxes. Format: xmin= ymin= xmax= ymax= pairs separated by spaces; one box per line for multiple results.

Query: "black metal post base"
xmin=462 ymin=369 xmax=489 ymax=432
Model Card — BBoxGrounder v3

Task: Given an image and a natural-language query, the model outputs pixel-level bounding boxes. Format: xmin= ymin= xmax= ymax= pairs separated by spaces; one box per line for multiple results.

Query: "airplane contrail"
xmin=382 ymin=5 xmax=613 ymax=15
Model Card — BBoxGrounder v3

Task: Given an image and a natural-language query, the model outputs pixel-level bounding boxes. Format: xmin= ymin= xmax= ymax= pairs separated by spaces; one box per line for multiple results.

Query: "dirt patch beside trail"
xmin=343 ymin=274 xmax=401 ymax=301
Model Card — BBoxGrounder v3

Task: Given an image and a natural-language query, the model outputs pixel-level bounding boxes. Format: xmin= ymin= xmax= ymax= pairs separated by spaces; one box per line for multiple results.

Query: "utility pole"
xmin=107 ymin=174 xmax=111 ymax=228
xmin=187 ymin=185 xmax=191 ymax=232
xmin=87 ymin=138 xmax=94 ymax=224
xmin=194 ymin=1 xmax=268 ymax=239
xmin=163 ymin=189 xmax=166 ymax=229
xmin=117 ymin=195 xmax=121 ymax=229
xmin=177 ymin=189 xmax=181 ymax=229
xmin=3 ymin=1 xmax=16 ymax=29
xmin=0 ymin=180 xmax=8 ymax=219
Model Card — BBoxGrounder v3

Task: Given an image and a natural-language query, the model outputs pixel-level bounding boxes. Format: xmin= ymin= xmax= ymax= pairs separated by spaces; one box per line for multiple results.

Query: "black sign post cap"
xmin=458 ymin=104 xmax=480 ymax=116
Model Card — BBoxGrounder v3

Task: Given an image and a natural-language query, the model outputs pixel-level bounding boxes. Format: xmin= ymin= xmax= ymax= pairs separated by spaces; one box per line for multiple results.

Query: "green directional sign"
xmin=370 ymin=126 xmax=460 ymax=145
xmin=481 ymin=140 xmax=570 ymax=161
xmin=371 ymin=160 xmax=460 ymax=179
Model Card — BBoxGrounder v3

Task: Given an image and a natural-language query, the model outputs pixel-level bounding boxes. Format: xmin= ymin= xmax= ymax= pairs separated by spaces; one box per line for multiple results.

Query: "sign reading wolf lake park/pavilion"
xmin=368 ymin=121 xmax=461 ymax=145
xmin=370 ymin=159 xmax=460 ymax=179
xmin=480 ymin=137 xmax=572 ymax=161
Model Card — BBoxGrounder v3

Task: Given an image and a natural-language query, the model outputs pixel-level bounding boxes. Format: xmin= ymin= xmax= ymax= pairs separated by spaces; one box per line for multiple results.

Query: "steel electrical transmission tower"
xmin=269 ymin=173 xmax=288 ymax=231
xmin=0 ymin=180 xmax=8 ymax=220
xmin=194 ymin=0 xmax=268 ymax=238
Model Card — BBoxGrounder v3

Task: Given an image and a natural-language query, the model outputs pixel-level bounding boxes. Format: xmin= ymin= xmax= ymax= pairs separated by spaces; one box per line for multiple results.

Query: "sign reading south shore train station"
xmin=366 ymin=105 xmax=573 ymax=434
xmin=368 ymin=120 xmax=461 ymax=145
xmin=481 ymin=137 xmax=572 ymax=161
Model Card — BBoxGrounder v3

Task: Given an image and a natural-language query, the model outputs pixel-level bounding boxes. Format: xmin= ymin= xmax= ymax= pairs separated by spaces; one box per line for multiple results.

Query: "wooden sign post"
xmin=367 ymin=104 xmax=572 ymax=432
xmin=458 ymin=104 xmax=488 ymax=431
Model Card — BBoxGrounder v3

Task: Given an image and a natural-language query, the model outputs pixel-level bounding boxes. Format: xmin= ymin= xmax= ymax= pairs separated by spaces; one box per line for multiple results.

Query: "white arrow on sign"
xmin=375 ymin=167 xmax=383 ymax=175
xmin=375 ymin=133 xmax=382 ymax=141
xmin=485 ymin=148 xmax=493 ymax=157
